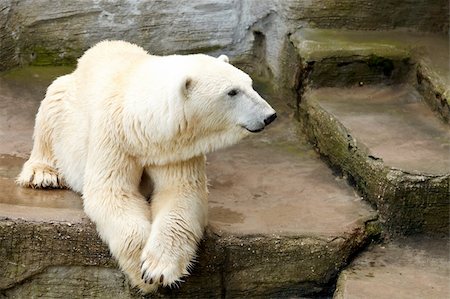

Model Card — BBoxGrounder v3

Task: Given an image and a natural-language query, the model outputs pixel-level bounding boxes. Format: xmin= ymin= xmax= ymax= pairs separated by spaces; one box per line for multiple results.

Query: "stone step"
xmin=0 ymin=67 xmax=378 ymax=298
xmin=333 ymin=237 xmax=450 ymax=299
xmin=289 ymin=29 xmax=449 ymax=235
xmin=290 ymin=28 xmax=449 ymax=122
xmin=301 ymin=84 xmax=449 ymax=235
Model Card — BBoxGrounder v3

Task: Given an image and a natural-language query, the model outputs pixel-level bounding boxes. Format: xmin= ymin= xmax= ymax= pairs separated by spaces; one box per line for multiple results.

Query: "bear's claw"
xmin=141 ymin=269 xmax=153 ymax=284
xmin=17 ymin=162 xmax=65 ymax=189
xmin=140 ymin=254 xmax=184 ymax=287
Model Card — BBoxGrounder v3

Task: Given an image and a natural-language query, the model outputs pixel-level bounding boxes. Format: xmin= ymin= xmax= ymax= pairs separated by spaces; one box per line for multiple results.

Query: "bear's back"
xmin=78 ymin=40 xmax=149 ymax=67
xmin=70 ymin=41 xmax=152 ymax=106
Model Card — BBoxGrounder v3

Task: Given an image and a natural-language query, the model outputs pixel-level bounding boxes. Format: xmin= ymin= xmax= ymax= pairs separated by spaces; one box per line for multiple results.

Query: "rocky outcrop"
xmin=290 ymin=29 xmax=449 ymax=235
xmin=0 ymin=0 xmax=448 ymax=77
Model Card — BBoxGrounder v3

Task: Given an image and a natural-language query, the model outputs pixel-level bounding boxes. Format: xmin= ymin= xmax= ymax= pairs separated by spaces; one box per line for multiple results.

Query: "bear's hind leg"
xmin=17 ymin=76 xmax=70 ymax=189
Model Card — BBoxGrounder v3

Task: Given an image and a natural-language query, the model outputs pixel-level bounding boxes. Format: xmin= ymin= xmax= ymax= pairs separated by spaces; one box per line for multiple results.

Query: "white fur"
xmin=16 ymin=40 xmax=275 ymax=292
xmin=217 ymin=54 xmax=229 ymax=63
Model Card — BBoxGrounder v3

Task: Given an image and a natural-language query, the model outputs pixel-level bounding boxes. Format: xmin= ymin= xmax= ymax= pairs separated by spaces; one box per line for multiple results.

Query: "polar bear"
xmin=17 ymin=40 xmax=276 ymax=292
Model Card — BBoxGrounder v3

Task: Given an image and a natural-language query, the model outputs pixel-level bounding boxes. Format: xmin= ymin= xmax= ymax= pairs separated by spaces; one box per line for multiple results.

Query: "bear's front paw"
xmin=140 ymin=241 xmax=194 ymax=288
xmin=17 ymin=161 xmax=65 ymax=189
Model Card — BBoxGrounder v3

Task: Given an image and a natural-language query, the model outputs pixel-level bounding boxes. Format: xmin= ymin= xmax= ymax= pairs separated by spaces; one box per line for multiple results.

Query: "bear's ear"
xmin=181 ymin=77 xmax=193 ymax=99
xmin=218 ymin=54 xmax=229 ymax=63
xmin=185 ymin=77 xmax=192 ymax=90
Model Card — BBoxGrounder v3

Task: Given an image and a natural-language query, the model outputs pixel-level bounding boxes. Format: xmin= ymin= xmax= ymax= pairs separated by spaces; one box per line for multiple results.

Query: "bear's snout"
xmin=245 ymin=112 xmax=277 ymax=133
xmin=264 ymin=113 xmax=277 ymax=126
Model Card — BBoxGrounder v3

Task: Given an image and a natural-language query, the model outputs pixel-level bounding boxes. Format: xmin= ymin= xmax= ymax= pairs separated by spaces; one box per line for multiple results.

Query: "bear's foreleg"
xmin=83 ymin=149 xmax=155 ymax=293
xmin=141 ymin=155 xmax=208 ymax=287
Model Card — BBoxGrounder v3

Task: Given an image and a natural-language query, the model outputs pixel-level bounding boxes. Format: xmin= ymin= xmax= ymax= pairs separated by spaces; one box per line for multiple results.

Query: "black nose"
xmin=264 ymin=113 xmax=277 ymax=125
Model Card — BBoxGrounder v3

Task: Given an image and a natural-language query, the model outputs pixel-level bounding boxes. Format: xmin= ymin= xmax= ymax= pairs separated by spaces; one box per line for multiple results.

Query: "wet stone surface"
xmin=308 ymin=85 xmax=450 ymax=175
xmin=292 ymin=29 xmax=450 ymax=235
xmin=0 ymin=67 xmax=377 ymax=297
xmin=334 ymin=236 xmax=450 ymax=299
xmin=302 ymin=85 xmax=449 ymax=235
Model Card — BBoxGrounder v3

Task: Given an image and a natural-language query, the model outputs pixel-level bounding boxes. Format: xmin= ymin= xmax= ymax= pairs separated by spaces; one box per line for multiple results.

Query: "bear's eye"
xmin=227 ymin=89 xmax=238 ymax=97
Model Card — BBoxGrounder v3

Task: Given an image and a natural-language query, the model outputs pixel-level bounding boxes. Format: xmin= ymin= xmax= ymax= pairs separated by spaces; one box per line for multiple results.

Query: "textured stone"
xmin=0 ymin=0 xmax=238 ymax=69
xmin=290 ymin=28 xmax=449 ymax=122
xmin=334 ymin=237 xmax=450 ymax=299
xmin=288 ymin=28 xmax=449 ymax=235
xmin=281 ymin=0 xmax=449 ymax=33
xmin=301 ymin=86 xmax=449 ymax=235
xmin=416 ymin=61 xmax=450 ymax=123
xmin=3 ymin=266 xmax=131 ymax=299
xmin=0 ymin=0 xmax=448 ymax=84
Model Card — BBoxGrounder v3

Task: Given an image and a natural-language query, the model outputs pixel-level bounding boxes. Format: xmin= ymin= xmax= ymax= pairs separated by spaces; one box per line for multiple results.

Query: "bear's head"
xmin=125 ymin=53 xmax=276 ymax=164
xmin=173 ymin=54 xmax=276 ymax=154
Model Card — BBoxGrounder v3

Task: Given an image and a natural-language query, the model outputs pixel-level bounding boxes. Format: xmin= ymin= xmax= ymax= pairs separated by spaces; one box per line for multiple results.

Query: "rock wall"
xmin=0 ymin=0 xmax=448 ymax=76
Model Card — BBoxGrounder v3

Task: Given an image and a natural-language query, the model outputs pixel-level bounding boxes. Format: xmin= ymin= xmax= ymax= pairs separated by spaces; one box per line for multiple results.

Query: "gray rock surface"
xmin=290 ymin=28 xmax=449 ymax=122
xmin=302 ymin=86 xmax=449 ymax=235
xmin=290 ymin=29 xmax=449 ymax=235
xmin=334 ymin=237 xmax=450 ymax=299
xmin=1 ymin=0 xmax=448 ymax=80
